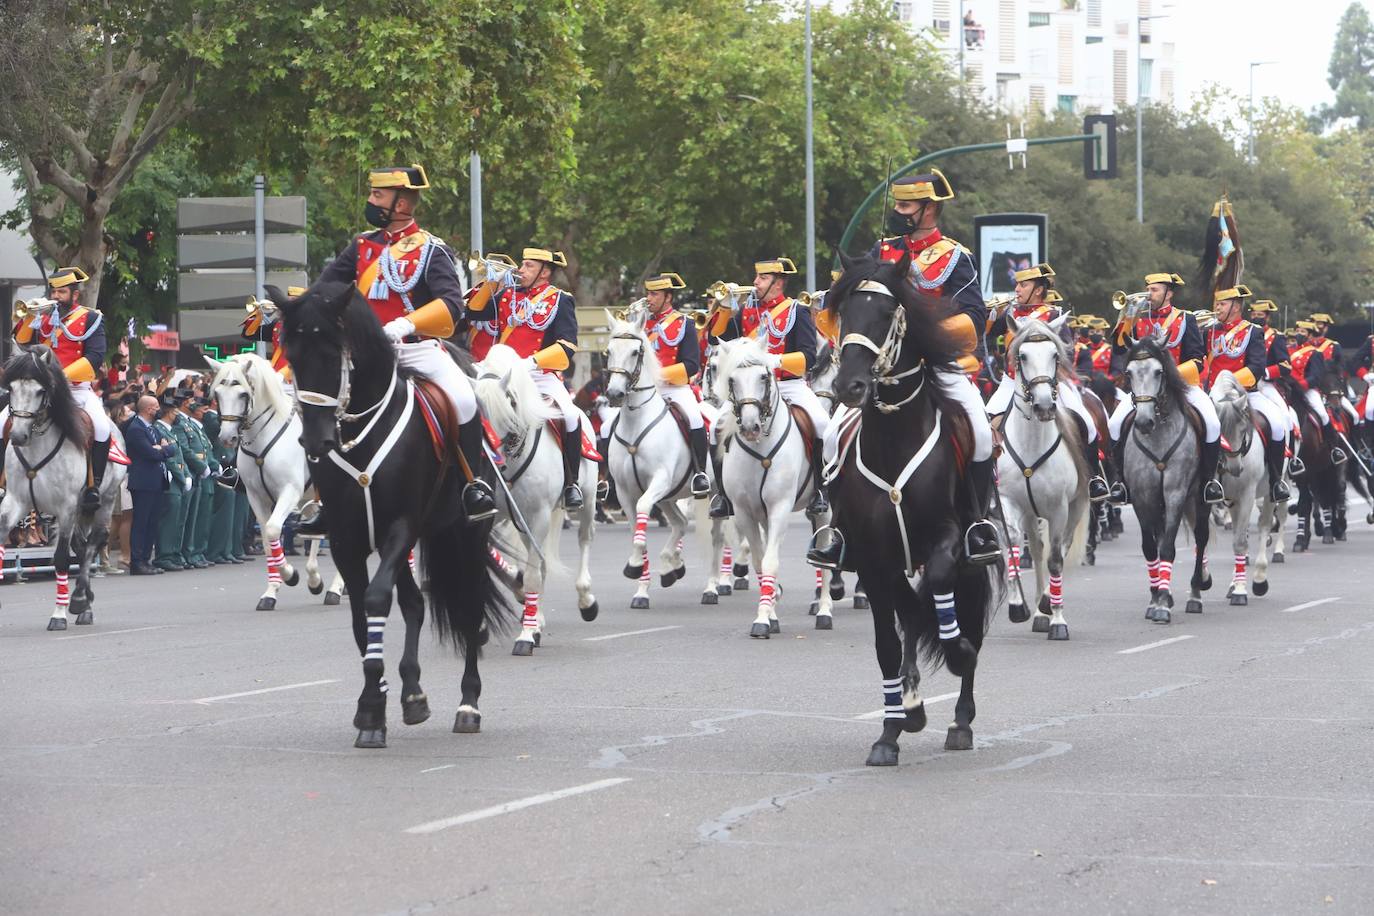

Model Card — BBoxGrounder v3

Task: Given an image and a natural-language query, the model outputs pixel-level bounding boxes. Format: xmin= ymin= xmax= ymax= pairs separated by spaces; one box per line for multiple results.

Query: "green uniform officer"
xmin=185 ymin=399 xmax=219 ymax=567
xmin=154 ymin=396 xmax=192 ymax=571
xmin=202 ymin=404 xmax=241 ymax=564
xmin=173 ymin=394 xmax=208 ymax=568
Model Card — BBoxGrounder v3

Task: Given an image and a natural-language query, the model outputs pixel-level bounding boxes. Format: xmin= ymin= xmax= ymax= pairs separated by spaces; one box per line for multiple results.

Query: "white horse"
xmin=602 ymin=309 xmax=713 ymax=608
xmin=996 ymin=316 xmax=1089 ymax=641
xmin=698 ymin=353 xmax=753 ymax=601
xmin=473 ymin=344 xmax=599 ymax=656
xmin=714 ymin=336 xmax=834 ymax=636
xmin=1211 ymin=370 xmax=1276 ymax=604
xmin=0 ymin=348 xmax=127 ymax=630
xmin=207 ymin=354 xmax=343 ymax=610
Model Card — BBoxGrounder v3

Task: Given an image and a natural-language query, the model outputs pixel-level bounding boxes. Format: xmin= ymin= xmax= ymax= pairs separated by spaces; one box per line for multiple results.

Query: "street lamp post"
xmin=804 ymin=0 xmax=816 ymax=291
xmin=1248 ymin=60 xmax=1277 ymax=164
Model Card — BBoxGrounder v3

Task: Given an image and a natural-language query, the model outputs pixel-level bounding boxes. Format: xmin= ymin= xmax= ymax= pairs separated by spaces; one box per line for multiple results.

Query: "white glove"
xmin=183 ymin=477 xmax=192 ymax=492
xmin=201 ymin=467 xmax=211 ymax=479
xmin=762 ymin=351 xmax=782 ymax=370
xmin=383 ymin=316 xmax=416 ymax=343
xmin=525 ymin=355 xmax=540 ymax=371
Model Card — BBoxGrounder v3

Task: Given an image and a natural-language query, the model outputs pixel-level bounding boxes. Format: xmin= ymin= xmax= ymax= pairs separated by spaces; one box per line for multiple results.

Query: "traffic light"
xmin=1083 ymin=114 xmax=1117 ymax=180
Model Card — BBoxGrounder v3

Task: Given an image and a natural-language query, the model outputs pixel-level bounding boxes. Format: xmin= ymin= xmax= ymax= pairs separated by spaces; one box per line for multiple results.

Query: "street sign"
xmin=177 ymin=196 xmax=306 ymax=233
xmin=178 ymin=233 xmax=307 ymax=270
xmin=1083 ymin=114 xmax=1118 ymax=180
xmin=177 ymin=270 xmax=309 ymax=311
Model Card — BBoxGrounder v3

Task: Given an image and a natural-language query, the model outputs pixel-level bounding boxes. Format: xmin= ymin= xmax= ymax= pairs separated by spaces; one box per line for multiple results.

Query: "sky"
xmin=1167 ymin=0 xmax=1363 ymax=112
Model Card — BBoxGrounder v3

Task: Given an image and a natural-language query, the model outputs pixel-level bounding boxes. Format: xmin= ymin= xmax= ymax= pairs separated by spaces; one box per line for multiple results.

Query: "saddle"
xmin=790 ymin=404 xmax=817 ymax=464
xmin=539 ymin=395 xmax=602 ymax=461
xmin=413 ymin=378 xmax=459 ymax=463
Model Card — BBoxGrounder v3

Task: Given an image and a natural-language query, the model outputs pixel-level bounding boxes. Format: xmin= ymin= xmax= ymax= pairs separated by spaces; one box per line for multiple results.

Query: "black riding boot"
xmin=1084 ymin=437 xmax=1109 ymax=502
xmin=561 ymin=427 xmax=585 ymax=510
xmin=709 ymin=439 xmax=733 ymax=519
xmin=805 ymin=437 xmax=829 ymax=516
xmin=964 ymin=457 xmax=1000 ymax=565
xmin=1201 ymin=439 xmax=1226 ymax=504
xmin=1264 ymin=438 xmax=1292 ymax=502
xmin=688 ymin=426 xmax=710 ymax=498
xmin=458 ymin=418 xmax=497 ymax=523
xmin=1108 ymin=436 xmax=1130 ymax=504
xmin=81 ymin=439 xmax=111 ymax=512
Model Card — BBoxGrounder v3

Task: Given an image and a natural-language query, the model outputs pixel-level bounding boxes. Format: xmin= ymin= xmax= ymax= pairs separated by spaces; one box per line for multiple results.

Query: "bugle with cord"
xmin=466 ymin=252 xmax=519 ymax=315
xmin=13 ymin=297 xmax=57 ymax=325
xmin=614 ymin=297 xmax=649 ymax=321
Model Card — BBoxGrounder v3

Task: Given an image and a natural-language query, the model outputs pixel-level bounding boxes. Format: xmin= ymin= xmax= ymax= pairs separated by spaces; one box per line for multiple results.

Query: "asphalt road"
xmin=5 ymin=507 xmax=1374 ymax=916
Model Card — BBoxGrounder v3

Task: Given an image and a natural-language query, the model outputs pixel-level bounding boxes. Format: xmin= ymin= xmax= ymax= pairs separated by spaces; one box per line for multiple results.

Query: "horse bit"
xmin=837 ymin=279 xmax=925 ymax=414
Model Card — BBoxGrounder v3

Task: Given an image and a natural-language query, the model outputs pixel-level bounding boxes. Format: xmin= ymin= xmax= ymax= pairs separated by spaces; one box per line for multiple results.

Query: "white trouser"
xmin=1108 ymin=384 xmax=1219 ymax=442
xmin=778 ymin=378 xmax=829 ymax=439
xmin=936 ymin=368 xmax=992 ymax=461
xmin=986 ymin=374 xmax=1095 ymax=443
xmin=1338 ymin=394 xmax=1357 ymax=423
xmin=1305 ymin=388 xmax=1331 ymax=425
xmin=531 ymin=370 xmax=579 ymax=431
xmin=1247 ymin=391 xmax=1287 ymax=441
xmin=1255 ymin=381 xmax=1293 ymax=431
xmin=72 ymin=383 xmax=112 ymax=442
xmin=395 ymin=339 xmax=476 ymax=424
xmin=660 ymin=384 xmax=703 ymax=429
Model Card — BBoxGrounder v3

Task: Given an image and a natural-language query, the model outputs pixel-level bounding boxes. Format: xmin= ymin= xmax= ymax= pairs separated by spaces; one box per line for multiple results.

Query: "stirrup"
xmin=1332 ymin=447 xmax=1348 ymax=466
xmin=80 ymin=485 xmax=101 ymax=512
xmin=805 ymin=525 xmax=845 ymax=570
xmin=1088 ymin=475 xmax=1110 ymax=503
xmin=805 ymin=490 xmax=829 ymax=518
xmin=690 ymin=471 xmax=710 ymax=498
xmin=1203 ymin=479 xmax=1226 ymax=505
xmin=1108 ymin=482 xmax=1129 ymax=505
xmin=709 ymin=494 xmax=733 ymax=519
xmin=1272 ymin=479 xmax=1292 ymax=502
xmin=563 ymin=483 xmax=584 ymax=510
xmin=963 ymin=520 xmax=1001 ymax=566
xmin=462 ymin=479 xmax=497 ymax=522
xmin=596 ymin=478 xmax=610 ymax=501
xmin=1289 ymin=455 xmax=1305 ymax=477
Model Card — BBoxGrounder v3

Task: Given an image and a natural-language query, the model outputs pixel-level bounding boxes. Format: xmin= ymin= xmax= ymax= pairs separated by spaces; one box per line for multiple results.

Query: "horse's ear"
xmin=264 ymin=285 xmax=289 ymax=310
xmin=202 ymin=354 xmax=222 ymax=373
xmin=1048 ymin=313 xmax=1069 ymax=334
xmin=603 ymin=308 xmax=619 ymax=329
xmin=1007 ymin=311 xmax=1020 ymax=334
xmin=838 ymin=250 xmax=856 ymax=271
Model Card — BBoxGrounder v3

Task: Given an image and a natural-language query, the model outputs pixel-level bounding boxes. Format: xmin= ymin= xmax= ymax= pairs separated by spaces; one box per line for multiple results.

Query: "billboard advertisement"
xmin=973 ymin=213 xmax=1049 ymax=296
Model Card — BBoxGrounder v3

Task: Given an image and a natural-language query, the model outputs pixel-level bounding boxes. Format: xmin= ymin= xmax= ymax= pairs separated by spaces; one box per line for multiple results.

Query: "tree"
xmin=1324 ymin=2 xmax=1374 ymax=129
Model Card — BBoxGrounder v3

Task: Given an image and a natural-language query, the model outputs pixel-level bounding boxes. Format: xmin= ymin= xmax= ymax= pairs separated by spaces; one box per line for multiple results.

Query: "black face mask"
xmin=364 ymin=200 xmax=395 ymax=229
xmin=885 ymin=208 xmax=919 ymax=236
xmin=1089 ymin=333 xmax=1103 ymax=344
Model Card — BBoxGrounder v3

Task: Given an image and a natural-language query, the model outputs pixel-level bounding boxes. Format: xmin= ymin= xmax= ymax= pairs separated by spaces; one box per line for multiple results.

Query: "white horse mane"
xmin=213 ymin=353 xmax=294 ymax=420
xmin=1210 ymin=369 xmax=1248 ymax=404
xmin=1007 ymin=315 xmax=1071 ymax=368
xmin=473 ymin=344 xmax=558 ymax=437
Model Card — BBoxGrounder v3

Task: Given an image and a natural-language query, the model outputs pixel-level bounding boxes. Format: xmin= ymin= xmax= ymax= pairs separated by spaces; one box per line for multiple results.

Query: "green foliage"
xmin=1323 ymin=2 xmax=1374 ymax=129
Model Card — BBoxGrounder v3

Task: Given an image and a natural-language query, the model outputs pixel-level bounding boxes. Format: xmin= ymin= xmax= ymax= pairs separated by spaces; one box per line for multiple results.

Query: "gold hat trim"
xmin=754 ymin=257 xmax=797 ymax=276
xmin=48 ymin=267 xmax=90 ymax=289
xmin=1213 ymin=284 xmax=1253 ymax=303
xmin=1144 ymin=272 xmax=1186 ymax=286
xmin=891 ymin=168 xmax=955 ymax=202
xmin=523 ymin=247 xmax=569 ymax=268
xmin=369 ymin=164 xmax=430 ymax=190
xmin=1013 ymin=263 xmax=1056 ymax=282
xmin=645 ymin=272 xmax=686 ymax=291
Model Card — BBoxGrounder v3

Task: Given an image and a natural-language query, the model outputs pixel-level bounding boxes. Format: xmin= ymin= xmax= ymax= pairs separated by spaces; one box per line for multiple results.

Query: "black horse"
xmin=274 ymin=282 xmax=511 ymax=748
xmin=820 ymin=252 xmax=1000 ymax=766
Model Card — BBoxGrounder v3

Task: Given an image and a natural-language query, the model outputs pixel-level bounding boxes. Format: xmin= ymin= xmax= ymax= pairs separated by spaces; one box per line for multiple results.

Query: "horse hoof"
xmin=769 ymin=619 xmax=780 ymax=634
xmin=1323 ymin=534 xmax=1335 ymax=545
xmin=1229 ymin=593 xmax=1248 ymax=606
xmin=1146 ymin=605 xmax=1162 ymax=621
xmin=1272 ymin=552 xmax=1284 ymax=564
xmin=75 ymin=611 xmax=93 ymax=626
xmin=700 ymin=591 xmax=718 ymax=606
xmin=1253 ymin=580 xmax=1269 ymax=597
xmin=1031 ymin=614 xmax=1051 ymax=633
xmin=733 ymin=577 xmax=750 ymax=591
xmin=674 ymin=565 xmax=687 ymax=583
xmin=630 ymin=596 xmax=650 ymax=610
xmin=749 ymin=622 xmax=771 ymax=639
xmin=452 ymin=710 xmax=481 ymax=734
xmin=47 ymin=617 xmax=67 ymax=631
xmin=716 ymin=583 xmax=732 ymax=596
xmin=829 ymin=582 xmax=846 ymax=600
xmin=865 ymin=740 xmax=900 ymax=766
xmin=733 ymin=563 xmax=750 ymax=578
xmin=283 ymin=568 xmax=300 ymax=587
xmin=581 ymin=600 xmax=600 ymax=621
xmin=944 ymin=725 xmax=974 ymax=751
xmin=308 ymin=581 xmax=324 ymax=595
xmin=324 ymin=591 xmax=342 ymax=606
xmin=1008 ymin=602 xmax=1029 ymax=624
xmin=853 ymin=594 xmax=869 ymax=610
xmin=1183 ymin=598 xmax=1201 ymax=614
xmin=354 ymin=728 xmax=387 ymax=749
xmin=402 ymin=695 xmax=431 ymax=725
xmin=1084 ymin=552 xmax=1096 ymax=567
xmin=1153 ymin=608 xmax=1172 ymax=624
xmin=624 ymin=562 xmax=644 ymax=580
xmin=904 ymin=704 xmax=927 ymax=733
xmin=1367 ymin=512 xmax=1374 ymax=525
xmin=815 ymin=614 xmax=832 ymax=630
xmin=256 ymin=597 xmax=277 ymax=611
xmin=1048 ymin=623 xmax=1069 ymax=641
xmin=808 ymin=600 xmax=819 ymax=616
xmin=659 ymin=573 xmax=675 ymax=588
xmin=511 ymin=639 xmax=535 ymax=657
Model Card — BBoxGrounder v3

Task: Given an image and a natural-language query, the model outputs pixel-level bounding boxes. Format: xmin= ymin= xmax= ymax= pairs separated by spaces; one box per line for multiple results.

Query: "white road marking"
xmin=855 ymin=690 xmax=960 ymax=720
xmin=404 ymin=778 xmax=631 ymax=834
xmin=56 ymin=625 xmax=171 ymax=641
xmin=420 ymin=764 xmax=456 ymax=774
xmin=1281 ymin=597 xmax=1341 ymax=614
xmin=583 ymin=625 xmax=681 ymax=642
xmin=192 ymin=679 xmax=340 ymax=705
xmin=1117 ymin=635 xmax=1196 ymax=655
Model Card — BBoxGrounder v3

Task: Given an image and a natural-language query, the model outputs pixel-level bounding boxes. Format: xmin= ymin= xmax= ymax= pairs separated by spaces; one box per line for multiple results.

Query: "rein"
xmin=837 ymin=280 xmax=927 ymax=414
xmin=607 ymin=332 xmax=688 ymax=495
xmin=1002 ymin=427 xmax=1062 ymax=522
xmin=729 ymin=379 xmax=810 ymax=507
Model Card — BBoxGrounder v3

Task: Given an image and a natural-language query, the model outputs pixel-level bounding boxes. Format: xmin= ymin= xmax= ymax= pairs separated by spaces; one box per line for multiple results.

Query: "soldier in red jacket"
xmin=641 ymin=273 xmax=710 ymax=497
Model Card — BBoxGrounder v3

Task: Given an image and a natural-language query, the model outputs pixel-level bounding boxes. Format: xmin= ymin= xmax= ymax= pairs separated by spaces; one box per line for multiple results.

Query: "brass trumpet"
xmin=682 ymin=308 xmax=713 ymax=329
xmin=614 ymin=296 xmax=649 ymax=321
xmin=798 ymin=290 xmax=827 ymax=309
xmin=1111 ymin=290 xmax=1151 ymax=312
xmin=13 ymin=297 xmax=57 ymax=324
xmin=984 ymin=292 xmax=1016 ymax=312
xmin=245 ymin=296 xmax=279 ymax=321
xmin=469 ymin=251 xmax=517 ymax=287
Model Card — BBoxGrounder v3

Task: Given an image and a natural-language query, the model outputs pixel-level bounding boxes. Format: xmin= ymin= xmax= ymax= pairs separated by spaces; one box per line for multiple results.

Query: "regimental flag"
xmin=1195 ymin=196 xmax=1244 ymax=304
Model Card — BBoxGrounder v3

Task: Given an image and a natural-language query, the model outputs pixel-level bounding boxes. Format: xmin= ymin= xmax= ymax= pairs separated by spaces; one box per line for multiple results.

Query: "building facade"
xmin=894 ymin=0 xmax=1175 ymax=116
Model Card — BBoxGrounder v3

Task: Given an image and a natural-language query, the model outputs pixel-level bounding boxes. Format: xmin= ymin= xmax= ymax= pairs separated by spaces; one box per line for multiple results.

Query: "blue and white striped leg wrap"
xmin=934 ymin=592 xmax=960 ymax=640
xmin=365 ymin=616 xmax=385 ymax=664
xmin=882 ymin=677 xmax=904 ymax=721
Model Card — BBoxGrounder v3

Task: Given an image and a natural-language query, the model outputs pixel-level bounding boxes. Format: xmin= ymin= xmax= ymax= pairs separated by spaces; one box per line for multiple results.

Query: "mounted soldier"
xmin=708 ymin=257 xmax=828 ymax=521
xmin=641 ymin=272 xmax=710 ymax=497
xmin=5 ymin=266 xmax=112 ymax=512
xmin=1288 ymin=330 xmax=1347 ymax=462
xmin=241 ymin=288 xmax=297 ymax=386
xmin=467 ymin=246 xmax=585 ymax=510
xmin=303 ymin=163 xmax=496 ymax=535
xmin=1204 ymin=284 xmax=1291 ymax=501
xmin=1308 ymin=312 xmax=1357 ymax=425
xmin=1248 ymin=298 xmax=1304 ymax=475
xmin=984 ymin=262 xmax=1108 ymax=501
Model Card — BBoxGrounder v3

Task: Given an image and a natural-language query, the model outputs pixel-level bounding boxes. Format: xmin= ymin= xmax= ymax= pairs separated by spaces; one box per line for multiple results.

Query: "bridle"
xmin=1127 ymin=352 xmax=1169 ymax=420
xmin=293 ymin=340 xmax=396 ymax=456
xmin=605 ymin=333 xmax=656 ymax=411
xmin=727 ymin=363 xmax=778 ymax=436
xmin=837 ymin=279 xmax=925 ymax=414
xmin=1012 ymin=333 xmax=1061 ymax=417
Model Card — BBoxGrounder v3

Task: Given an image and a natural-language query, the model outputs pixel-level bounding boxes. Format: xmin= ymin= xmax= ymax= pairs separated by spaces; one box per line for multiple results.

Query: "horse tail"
xmin=423 ymin=521 xmax=515 ymax=653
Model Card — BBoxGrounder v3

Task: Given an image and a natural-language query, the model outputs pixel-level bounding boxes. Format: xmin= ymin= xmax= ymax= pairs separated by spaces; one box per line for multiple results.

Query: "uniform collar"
xmin=381 ymin=221 xmax=420 ymax=243
xmin=761 ymin=293 xmax=788 ymax=310
xmin=1310 ymin=334 xmax=1327 ymax=345
xmin=519 ymin=280 xmax=551 ymax=298
xmin=1147 ymin=304 xmax=1174 ymax=322
xmin=905 ymin=228 xmax=944 ymax=253
xmin=647 ymin=306 xmax=673 ymax=323
xmin=1221 ymin=317 xmax=1245 ymax=332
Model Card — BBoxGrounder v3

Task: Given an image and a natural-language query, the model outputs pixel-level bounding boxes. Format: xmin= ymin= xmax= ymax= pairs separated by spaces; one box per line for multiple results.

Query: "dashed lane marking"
xmin=191 ymin=679 xmax=340 ymax=705
xmin=855 ymin=690 xmax=961 ymax=720
xmin=1117 ymin=634 xmax=1196 ymax=655
xmin=404 ymin=778 xmax=631 ymax=834
xmin=1281 ymin=597 xmax=1341 ymax=614
xmin=583 ymin=625 xmax=682 ymax=642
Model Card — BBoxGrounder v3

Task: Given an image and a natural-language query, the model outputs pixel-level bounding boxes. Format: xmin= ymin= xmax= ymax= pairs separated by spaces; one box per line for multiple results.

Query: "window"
xmin=1113 ymin=48 xmax=1128 ymax=105
xmin=1086 ymin=35 xmax=1104 ymax=43
xmin=891 ymin=1 xmax=915 ymax=23
xmin=1000 ymin=0 xmax=1017 ymax=63
xmin=1139 ymin=58 xmax=1154 ymax=99
xmin=1029 ymin=12 xmax=1051 ymax=26
xmin=1058 ymin=23 xmax=1074 ymax=83
xmin=1058 ymin=94 xmax=1077 ymax=113
xmin=1029 ymin=84 xmax=1048 ymax=111
xmin=1087 ymin=0 xmax=1103 ymax=28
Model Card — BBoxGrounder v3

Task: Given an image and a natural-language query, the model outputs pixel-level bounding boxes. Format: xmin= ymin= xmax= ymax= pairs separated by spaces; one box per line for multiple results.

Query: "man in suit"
xmin=125 ymin=395 xmax=174 ymax=575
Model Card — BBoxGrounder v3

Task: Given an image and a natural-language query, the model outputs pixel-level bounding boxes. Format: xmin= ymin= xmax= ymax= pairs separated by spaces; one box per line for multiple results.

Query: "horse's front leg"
xmin=923 ymin=520 xmax=979 ymax=682
xmin=512 ymin=507 xmax=550 ymax=657
xmin=1045 ymin=537 xmax=1068 ymax=641
xmin=657 ymin=499 xmax=688 ymax=587
xmin=1185 ymin=498 xmax=1211 ymax=615
xmin=48 ymin=530 xmax=73 ymax=631
xmin=1228 ymin=491 xmax=1254 ymax=606
xmin=742 ymin=514 xmax=771 ymax=639
xmin=576 ymin=487 xmax=600 ymax=621
xmin=625 ymin=474 xmax=667 ymax=609
xmin=860 ymin=571 xmax=905 ymax=766
xmin=69 ymin=525 xmax=96 ymax=626
xmin=1139 ymin=523 xmax=1162 ymax=619
xmin=305 ymin=537 xmax=324 ymax=595
xmin=809 ymin=509 xmax=835 ymax=630
xmin=1004 ymin=515 xmax=1030 ymax=624
xmin=268 ymin=485 xmax=303 ymax=590
xmin=702 ymin=515 xmax=724 ymax=604
xmin=749 ymin=502 xmax=790 ymax=637
xmin=353 ymin=523 xmax=416 ymax=749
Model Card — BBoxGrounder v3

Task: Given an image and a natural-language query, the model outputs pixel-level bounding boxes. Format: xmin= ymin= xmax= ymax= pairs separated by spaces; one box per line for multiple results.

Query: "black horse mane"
xmin=279 ymin=281 xmax=399 ymax=378
xmin=1126 ymin=337 xmax=1191 ymax=406
xmin=827 ymin=254 xmax=967 ymax=371
xmin=3 ymin=348 xmax=86 ymax=446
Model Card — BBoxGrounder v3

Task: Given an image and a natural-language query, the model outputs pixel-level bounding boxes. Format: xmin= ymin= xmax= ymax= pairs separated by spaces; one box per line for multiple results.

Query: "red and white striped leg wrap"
xmin=758 ymin=574 xmax=777 ymax=607
xmin=408 ymin=548 xmax=417 ymax=574
xmin=488 ymin=547 xmax=518 ymax=578
xmin=633 ymin=513 xmax=649 ymax=547
xmin=1008 ymin=545 xmax=1022 ymax=580
xmin=676 ymin=537 xmax=684 ymax=552
xmin=522 ymin=592 xmax=540 ymax=630
xmin=638 ymin=564 xmax=651 ymax=586
xmin=1147 ymin=559 xmax=1161 ymax=590
xmin=55 ymin=571 xmax=70 ymax=609
xmin=720 ymin=546 xmax=733 ymax=578
xmin=267 ymin=539 xmax=284 ymax=585
xmin=1233 ymin=554 xmax=1247 ymax=584
xmin=1157 ymin=560 xmax=1174 ymax=592
xmin=1049 ymin=573 xmax=1063 ymax=608
xmin=815 ymin=568 xmax=824 ymax=590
